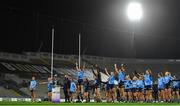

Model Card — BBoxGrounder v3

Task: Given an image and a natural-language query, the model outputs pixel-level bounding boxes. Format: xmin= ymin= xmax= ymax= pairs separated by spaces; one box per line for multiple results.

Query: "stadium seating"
xmin=1 ymin=52 xmax=180 ymax=99
xmin=0 ymin=87 xmax=21 ymax=98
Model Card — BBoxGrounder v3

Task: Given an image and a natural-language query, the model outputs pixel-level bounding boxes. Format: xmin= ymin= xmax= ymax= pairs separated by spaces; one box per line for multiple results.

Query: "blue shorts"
xmin=173 ymin=87 xmax=179 ymax=91
xmin=106 ymin=84 xmax=110 ymax=91
xmin=125 ymin=89 xmax=131 ymax=92
xmin=109 ymin=84 xmax=114 ymax=89
xmin=158 ymin=88 xmax=164 ymax=91
xmin=84 ymin=87 xmax=89 ymax=92
xmin=118 ymin=81 xmax=124 ymax=88
xmin=30 ymin=88 xmax=36 ymax=92
xmin=48 ymin=90 xmax=52 ymax=92
xmin=165 ymin=83 xmax=171 ymax=89
xmin=94 ymin=83 xmax=100 ymax=88
xmin=69 ymin=91 xmax=75 ymax=94
xmin=78 ymin=79 xmax=83 ymax=85
xmin=138 ymin=88 xmax=143 ymax=92
xmin=145 ymin=85 xmax=152 ymax=90
xmin=131 ymin=88 xmax=137 ymax=92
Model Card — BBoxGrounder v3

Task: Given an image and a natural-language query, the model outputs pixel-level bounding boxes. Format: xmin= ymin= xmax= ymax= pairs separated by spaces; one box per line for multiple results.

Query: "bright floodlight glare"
xmin=127 ymin=2 xmax=143 ymax=21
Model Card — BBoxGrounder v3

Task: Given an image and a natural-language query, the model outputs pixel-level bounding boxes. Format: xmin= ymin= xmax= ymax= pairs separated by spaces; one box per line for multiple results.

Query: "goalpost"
xmin=50 ymin=26 xmax=60 ymax=103
xmin=50 ymin=27 xmax=82 ymax=102
xmin=51 ymin=26 xmax=54 ymax=79
xmin=79 ymin=33 xmax=81 ymax=69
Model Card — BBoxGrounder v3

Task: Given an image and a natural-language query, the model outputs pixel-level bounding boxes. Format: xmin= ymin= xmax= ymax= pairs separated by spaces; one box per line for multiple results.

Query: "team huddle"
xmin=29 ymin=63 xmax=180 ymax=103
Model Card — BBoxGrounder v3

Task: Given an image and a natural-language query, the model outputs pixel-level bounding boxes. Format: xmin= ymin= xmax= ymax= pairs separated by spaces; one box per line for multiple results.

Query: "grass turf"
xmin=0 ymin=102 xmax=180 ymax=106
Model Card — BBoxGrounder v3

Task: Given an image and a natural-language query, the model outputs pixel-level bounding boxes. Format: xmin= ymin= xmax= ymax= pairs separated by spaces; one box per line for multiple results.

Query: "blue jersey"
xmin=118 ymin=71 xmax=125 ymax=82
xmin=132 ymin=80 xmax=137 ymax=88
xmin=84 ymin=81 xmax=89 ymax=90
xmin=48 ymin=82 xmax=53 ymax=91
xmin=108 ymin=75 xmax=115 ymax=84
xmin=157 ymin=77 xmax=165 ymax=89
xmin=77 ymin=70 xmax=84 ymax=80
xmin=95 ymin=78 xmax=99 ymax=84
xmin=30 ymin=80 xmax=37 ymax=90
xmin=70 ymin=82 xmax=76 ymax=92
xmin=172 ymin=81 xmax=179 ymax=88
xmin=144 ymin=74 xmax=152 ymax=86
xmin=164 ymin=75 xmax=172 ymax=84
xmin=124 ymin=80 xmax=132 ymax=89
xmin=136 ymin=80 xmax=144 ymax=89
xmin=93 ymin=79 xmax=97 ymax=85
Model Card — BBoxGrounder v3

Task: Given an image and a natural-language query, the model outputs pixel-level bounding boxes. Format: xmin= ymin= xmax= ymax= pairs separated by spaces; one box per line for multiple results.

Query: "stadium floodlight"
xmin=127 ymin=2 xmax=143 ymax=21
xmin=127 ymin=2 xmax=143 ymax=57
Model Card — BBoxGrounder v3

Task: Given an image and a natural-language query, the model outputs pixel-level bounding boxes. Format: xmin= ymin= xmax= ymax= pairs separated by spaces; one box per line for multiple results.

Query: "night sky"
xmin=0 ymin=0 xmax=180 ymax=59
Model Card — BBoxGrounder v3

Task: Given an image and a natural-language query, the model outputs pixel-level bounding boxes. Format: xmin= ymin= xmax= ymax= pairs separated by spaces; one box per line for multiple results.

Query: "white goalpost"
xmin=50 ymin=26 xmax=60 ymax=103
xmin=51 ymin=26 xmax=54 ymax=79
xmin=79 ymin=33 xmax=81 ymax=69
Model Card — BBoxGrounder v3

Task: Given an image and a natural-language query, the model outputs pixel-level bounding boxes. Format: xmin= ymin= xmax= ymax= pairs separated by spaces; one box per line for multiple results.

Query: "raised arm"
xmin=105 ymin=68 xmax=110 ymax=76
xmin=76 ymin=62 xmax=79 ymax=71
xmin=82 ymin=62 xmax=86 ymax=71
xmin=114 ymin=64 xmax=119 ymax=74
xmin=91 ymin=65 xmax=97 ymax=76
xmin=137 ymin=72 xmax=144 ymax=77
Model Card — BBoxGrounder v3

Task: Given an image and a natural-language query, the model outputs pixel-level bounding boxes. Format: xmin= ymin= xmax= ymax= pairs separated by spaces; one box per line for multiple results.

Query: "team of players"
xmin=29 ymin=64 xmax=180 ymax=103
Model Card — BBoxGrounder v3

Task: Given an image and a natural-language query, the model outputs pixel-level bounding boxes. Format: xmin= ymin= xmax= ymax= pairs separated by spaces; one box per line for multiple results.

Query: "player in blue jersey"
xmin=39 ymin=77 xmax=53 ymax=102
xmin=29 ymin=76 xmax=37 ymax=102
xmin=124 ymin=75 xmax=132 ymax=102
xmin=138 ymin=69 xmax=153 ymax=102
xmin=91 ymin=65 xmax=102 ymax=102
xmin=172 ymin=75 xmax=179 ymax=101
xmin=105 ymin=81 xmax=110 ymax=102
xmin=114 ymin=64 xmax=125 ymax=102
xmin=105 ymin=68 xmax=115 ymax=102
xmin=144 ymin=69 xmax=153 ymax=102
xmin=164 ymin=71 xmax=173 ymax=102
xmin=132 ymin=76 xmax=138 ymax=102
xmin=136 ymin=76 xmax=144 ymax=102
xmin=69 ymin=78 xmax=76 ymax=103
xmin=83 ymin=77 xmax=90 ymax=102
xmin=45 ymin=77 xmax=53 ymax=102
xmin=157 ymin=73 xmax=165 ymax=102
xmin=76 ymin=63 xmax=84 ymax=102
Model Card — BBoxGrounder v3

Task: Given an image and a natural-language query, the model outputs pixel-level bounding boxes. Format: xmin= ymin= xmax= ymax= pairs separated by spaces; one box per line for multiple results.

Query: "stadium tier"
xmin=0 ymin=52 xmax=180 ymax=101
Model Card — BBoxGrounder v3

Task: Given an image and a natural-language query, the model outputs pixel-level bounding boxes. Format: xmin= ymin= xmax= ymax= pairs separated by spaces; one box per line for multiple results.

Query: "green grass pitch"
xmin=0 ymin=102 xmax=180 ymax=106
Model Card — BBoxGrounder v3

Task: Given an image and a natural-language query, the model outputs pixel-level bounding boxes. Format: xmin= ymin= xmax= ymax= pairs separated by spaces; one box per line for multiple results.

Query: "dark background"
xmin=0 ymin=0 xmax=180 ymax=59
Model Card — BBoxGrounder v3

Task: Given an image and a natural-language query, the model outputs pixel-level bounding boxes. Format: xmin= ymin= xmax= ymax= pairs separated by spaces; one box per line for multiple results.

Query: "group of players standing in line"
xmin=29 ymin=63 xmax=180 ymax=103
